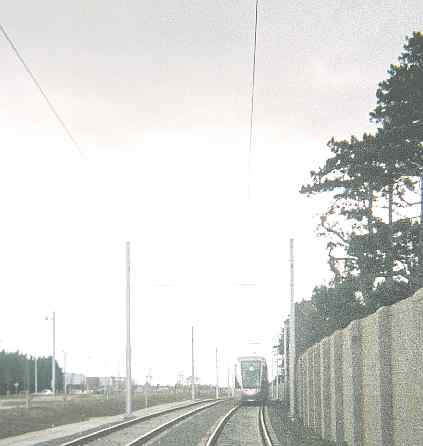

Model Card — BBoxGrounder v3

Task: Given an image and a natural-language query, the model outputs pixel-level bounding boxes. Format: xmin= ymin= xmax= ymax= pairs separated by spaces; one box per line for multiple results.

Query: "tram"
xmin=235 ymin=355 xmax=268 ymax=404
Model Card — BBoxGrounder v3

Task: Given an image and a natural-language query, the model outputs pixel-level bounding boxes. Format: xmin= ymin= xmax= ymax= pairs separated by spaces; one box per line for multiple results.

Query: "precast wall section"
xmin=320 ymin=337 xmax=331 ymax=440
xmin=313 ymin=345 xmax=322 ymax=436
xmin=391 ymin=293 xmax=423 ymax=445
xmin=329 ymin=330 xmax=344 ymax=444
xmin=360 ymin=312 xmax=381 ymax=446
xmin=295 ymin=288 xmax=423 ymax=446
xmin=342 ymin=324 xmax=354 ymax=446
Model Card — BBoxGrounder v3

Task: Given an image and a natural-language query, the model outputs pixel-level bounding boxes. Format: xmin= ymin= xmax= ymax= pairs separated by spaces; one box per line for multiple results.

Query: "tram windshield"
xmin=240 ymin=360 xmax=262 ymax=389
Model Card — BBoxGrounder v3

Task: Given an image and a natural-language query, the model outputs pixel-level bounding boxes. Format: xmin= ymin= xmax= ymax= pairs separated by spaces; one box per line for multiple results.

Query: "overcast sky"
xmin=1 ymin=1 xmax=422 ymax=385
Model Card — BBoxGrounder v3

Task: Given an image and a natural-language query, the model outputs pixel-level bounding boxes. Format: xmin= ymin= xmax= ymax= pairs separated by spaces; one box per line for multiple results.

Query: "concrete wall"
xmin=295 ymin=288 xmax=423 ymax=446
xmin=320 ymin=337 xmax=331 ymax=439
xmin=391 ymin=292 xmax=423 ymax=445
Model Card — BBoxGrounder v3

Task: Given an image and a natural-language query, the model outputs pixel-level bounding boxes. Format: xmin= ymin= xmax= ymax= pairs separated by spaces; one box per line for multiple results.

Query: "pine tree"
xmin=300 ymin=32 xmax=423 ymax=328
xmin=370 ymin=31 xmax=423 ymax=285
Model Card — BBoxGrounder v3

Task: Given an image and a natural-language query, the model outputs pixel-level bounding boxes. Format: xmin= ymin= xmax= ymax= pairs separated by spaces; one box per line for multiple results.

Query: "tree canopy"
xmin=300 ymin=32 xmax=423 ymax=333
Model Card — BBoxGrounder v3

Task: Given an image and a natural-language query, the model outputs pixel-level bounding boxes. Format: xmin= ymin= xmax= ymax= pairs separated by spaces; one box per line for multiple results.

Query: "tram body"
xmin=235 ymin=356 xmax=268 ymax=404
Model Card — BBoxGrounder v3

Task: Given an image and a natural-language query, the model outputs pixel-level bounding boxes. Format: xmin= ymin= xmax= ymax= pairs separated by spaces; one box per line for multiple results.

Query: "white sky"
xmin=1 ymin=1 xmax=422 ymax=385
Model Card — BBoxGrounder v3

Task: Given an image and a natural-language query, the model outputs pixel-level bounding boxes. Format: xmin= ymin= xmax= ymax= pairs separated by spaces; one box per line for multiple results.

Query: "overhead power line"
xmin=0 ymin=23 xmax=83 ymax=157
xmin=248 ymin=0 xmax=259 ymax=199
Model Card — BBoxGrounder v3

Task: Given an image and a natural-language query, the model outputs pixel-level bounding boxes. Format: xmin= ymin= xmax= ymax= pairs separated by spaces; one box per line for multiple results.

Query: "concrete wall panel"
xmin=307 ymin=348 xmax=314 ymax=428
xmin=377 ymin=305 xmax=393 ymax=446
xmin=302 ymin=356 xmax=306 ymax=419
xmin=303 ymin=355 xmax=308 ymax=425
xmin=342 ymin=325 xmax=353 ymax=446
xmin=330 ymin=330 xmax=344 ymax=445
xmin=360 ymin=312 xmax=380 ymax=446
xmin=350 ymin=320 xmax=362 ymax=446
xmin=391 ymin=290 xmax=423 ymax=445
xmin=313 ymin=345 xmax=322 ymax=436
xmin=320 ymin=337 xmax=331 ymax=439
xmin=297 ymin=357 xmax=304 ymax=420
xmin=295 ymin=288 xmax=423 ymax=446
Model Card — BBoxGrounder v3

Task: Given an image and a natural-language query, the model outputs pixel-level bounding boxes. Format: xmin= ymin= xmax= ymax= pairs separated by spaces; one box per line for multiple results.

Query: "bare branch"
xmin=398 ymin=196 xmax=421 ymax=207
xmin=332 ymin=257 xmax=359 ymax=261
xmin=321 ymin=220 xmax=348 ymax=244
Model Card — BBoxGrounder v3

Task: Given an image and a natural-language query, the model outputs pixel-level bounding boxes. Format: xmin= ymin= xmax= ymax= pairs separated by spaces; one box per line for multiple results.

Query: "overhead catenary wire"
xmin=248 ymin=0 xmax=259 ymax=199
xmin=0 ymin=23 xmax=83 ymax=157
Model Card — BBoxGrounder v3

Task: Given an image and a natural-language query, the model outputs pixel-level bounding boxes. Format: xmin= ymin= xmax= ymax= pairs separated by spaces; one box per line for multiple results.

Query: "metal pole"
xmin=215 ymin=348 xmax=219 ymax=400
xmin=34 ymin=356 xmax=38 ymax=394
xmin=145 ymin=369 xmax=152 ymax=408
xmin=63 ymin=352 xmax=67 ymax=394
xmin=25 ymin=357 xmax=30 ymax=408
xmin=275 ymin=350 xmax=279 ymax=401
xmin=145 ymin=375 xmax=148 ymax=408
xmin=86 ymin=356 xmax=91 ymax=392
xmin=233 ymin=364 xmax=237 ymax=397
xmin=283 ymin=321 xmax=289 ymax=402
xmin=52 ymin=311 xmax=56 ymax=396
xmin=191 ymin=326 xmax=195 ymax=401
xmin=126 ymin=241 xmax=132 ymax=417
xmin=272 ymin=354 xmax=275 ymax=400
xmin=289 ymin=238 xmax=296 ymax=418
xmin=227 ymin=368 xmax=230 ymax=398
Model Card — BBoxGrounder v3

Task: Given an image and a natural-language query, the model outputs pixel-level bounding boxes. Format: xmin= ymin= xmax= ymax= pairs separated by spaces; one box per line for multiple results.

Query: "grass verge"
xmin=0 ymin=392 xmax=214 ymax=439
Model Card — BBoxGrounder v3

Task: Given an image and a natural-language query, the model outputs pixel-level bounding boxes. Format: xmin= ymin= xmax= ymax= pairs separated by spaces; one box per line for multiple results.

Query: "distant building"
xmin=64 ymin=373 xmax=85 ymax=392
xmin=176 ymin=373 xmax=184 ymax=386
xmin=185 ymin=376 xmax=200 ymax=386
xmin=99 ymin=376 xmax=126 ymax=391
xmin=86 ymin=376 xmax=100 ymax=391
xmin=64 ymin=373 xmax=84 ymax=386
xmin=62 ymin=373 xmax=127 ymax=393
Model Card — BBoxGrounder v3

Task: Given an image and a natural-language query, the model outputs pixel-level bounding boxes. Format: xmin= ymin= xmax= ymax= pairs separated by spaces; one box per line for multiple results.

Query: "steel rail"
xmin=206 ymin=404 xmax=274 ymax=446
xmin=258 ymin=405 xmax=274 ymax=446
xmin=60 ymin=399 xmax=215 ymax=446
xmin=205 ymin=405 xmax=239 ymax=446
xmin=126 ymin=400 xmax=221 ymax=445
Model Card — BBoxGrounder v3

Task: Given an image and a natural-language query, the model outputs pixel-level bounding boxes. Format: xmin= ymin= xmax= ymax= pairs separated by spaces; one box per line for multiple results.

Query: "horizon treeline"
xmin=0 ymin=350 xmax=63 ymax=394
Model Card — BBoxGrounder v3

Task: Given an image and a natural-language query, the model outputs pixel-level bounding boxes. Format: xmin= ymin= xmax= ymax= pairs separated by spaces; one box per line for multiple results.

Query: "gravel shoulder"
xmin=61 ymin=400 xmax=220 ymax=446
xmin=215 ymin=405 xmax=261 ymax=446
xmin=143 ymin=399 xmax=236 ymax=446
xmin=267 ymin=402 xmax=340 ymax=446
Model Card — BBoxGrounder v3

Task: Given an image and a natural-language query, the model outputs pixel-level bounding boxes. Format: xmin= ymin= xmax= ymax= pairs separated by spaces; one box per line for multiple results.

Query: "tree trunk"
xmin=387 ymin=182 xmax=394 ymax=283
xmin=364 ymin=188 xmax=375 ymax=298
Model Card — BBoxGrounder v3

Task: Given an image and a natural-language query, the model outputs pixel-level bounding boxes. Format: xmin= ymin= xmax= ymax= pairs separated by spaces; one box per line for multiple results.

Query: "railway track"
xmin=48 ymin=400 xmax=278 ymax=446
xmin=205 ymin=404 xmax=276 ymax=446
xmin=58 ymin=399 xmax=221 ymax=446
